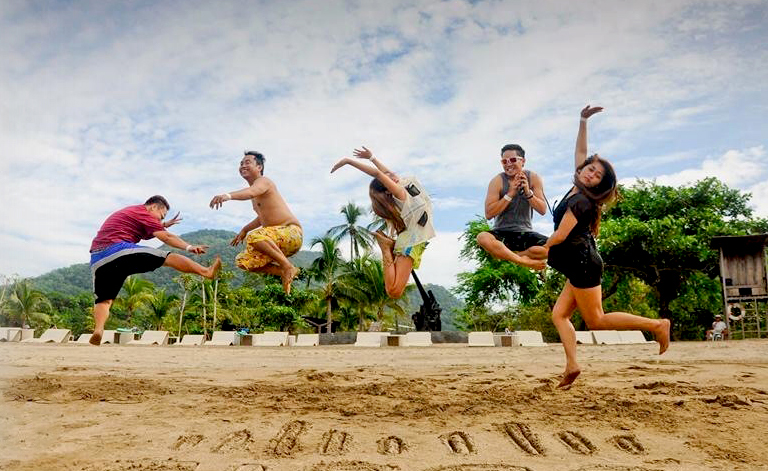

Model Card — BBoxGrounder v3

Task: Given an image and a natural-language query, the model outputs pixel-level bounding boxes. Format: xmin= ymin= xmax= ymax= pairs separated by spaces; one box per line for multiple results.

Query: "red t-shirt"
xmin=90 ymin=205 xmax=166 ymax=252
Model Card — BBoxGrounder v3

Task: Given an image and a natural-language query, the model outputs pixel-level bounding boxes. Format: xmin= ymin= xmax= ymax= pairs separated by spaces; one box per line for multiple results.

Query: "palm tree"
xmin=327 ymin=202 xmax=374 ymax=260
xmin=309 ymin=236 xmax=365 ymax=333
xmin=5 ymin=279 xmax=52 ymax=329
xmin=146 ymin=289 xmax=178 ymax=330
xmin=349 ymin=255 xmax=413 ymax=330
xmin=115 ymin=276 xmax=154 ymax=325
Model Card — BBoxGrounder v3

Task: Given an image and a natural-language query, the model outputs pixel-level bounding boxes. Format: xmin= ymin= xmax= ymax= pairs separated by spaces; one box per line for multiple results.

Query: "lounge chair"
xmin=206 ymin=331 xmax=238 ymax=346
xmin=177 ymin=334 xmax=205 ymax=346
xmin=21 ymin=328 xmax=71 ymax=343
xmin=129 ymin=330 xmax=169 ymax=345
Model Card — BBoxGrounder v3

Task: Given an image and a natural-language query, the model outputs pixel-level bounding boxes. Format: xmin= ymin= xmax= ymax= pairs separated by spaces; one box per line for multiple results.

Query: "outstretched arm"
xmin=353 ymin=146 xmax=398 ymax=180
xmin=331 ymin=157 xmax=407 ymax=200
xmin=153 ymin=230 xmax=209 ymax=254
xmin=575 ymin=105 xmax=603 ymax=170
xmin=209 ymin=179 xmax=270 ymax=209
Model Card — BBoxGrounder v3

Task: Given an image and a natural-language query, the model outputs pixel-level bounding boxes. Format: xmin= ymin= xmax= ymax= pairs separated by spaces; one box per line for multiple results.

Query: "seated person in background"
xmin=706 ymin=314 xmax=729 ymax=340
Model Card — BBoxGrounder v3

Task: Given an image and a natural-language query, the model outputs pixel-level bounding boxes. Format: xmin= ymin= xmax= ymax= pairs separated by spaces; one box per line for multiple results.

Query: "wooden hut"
xmin=711 ymin=234 xmax=768 ymax=339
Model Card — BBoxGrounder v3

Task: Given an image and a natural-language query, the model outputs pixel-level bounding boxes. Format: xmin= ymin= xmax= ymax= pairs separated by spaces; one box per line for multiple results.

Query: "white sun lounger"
xmin=129 ymin=330 xmax=169 ymax=345
xmin=592 ymin=330 xmax=622 ymax=345
xmin=207 ymin=331 xmax=238 ymax=346
xmin=0 ymin=328 xmax=22 ymax=342
xmin=403 ymin=332 xmax=432 ymax=347
xmin=74 ymin=334 xmax=93 ymax=344
xmin=98 ymin=330 xmax=118 ymax=344
xmin=177 ymin=334 xmax=205 ymax=346
xmin=575 ymin=331 xmax=595 ymax=344
xmin=254 ymin=331 xmax=290 ymax=347
xmin=468 ymin=331 xmax=495 ymax=347
xmin=295 ymin=334 xmax=320 ymax=346
xmin=514 ymin=330 xmax=548 ymax=347
xmin=22 ymin=329 xmax=71 ymax=343
xmin=354 ymin=332 xmax=388 ymax=347
xmin=618 ymin=330 xmax=654 ymax=344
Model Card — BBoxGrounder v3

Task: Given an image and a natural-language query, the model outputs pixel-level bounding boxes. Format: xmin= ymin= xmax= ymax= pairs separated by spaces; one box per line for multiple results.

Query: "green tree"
xmin=327 ymin=202 xmax=375 ymax=260
xmin=600 ymin=177 xmax=768 ymax=336
xmin=145 ymin=288 xmax=179 ymax=331
xmin=46 ymin=291 xmax=94 ymax=337
xmin=346 ymin=255 xmax=412 ymax=330
xmin=5 ymin=279 xmax=52 ymax=331
xmin=309 ymin=236 xmax=365 ymax=332
xmin=114 ymin=276 xmax=154 ymax=325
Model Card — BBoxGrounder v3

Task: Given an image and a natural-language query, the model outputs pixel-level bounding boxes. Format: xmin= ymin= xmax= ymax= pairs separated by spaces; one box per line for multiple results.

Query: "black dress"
xmin=547 ymin=190 xmax=603 ymax=288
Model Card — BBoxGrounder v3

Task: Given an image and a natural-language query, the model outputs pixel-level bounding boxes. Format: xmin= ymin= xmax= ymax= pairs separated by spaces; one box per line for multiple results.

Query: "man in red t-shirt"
xmin=88 ymin=195 xmax=221 ymax=345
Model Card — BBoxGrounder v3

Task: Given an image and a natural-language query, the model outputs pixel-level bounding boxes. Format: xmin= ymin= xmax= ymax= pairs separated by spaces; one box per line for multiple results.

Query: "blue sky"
xmin=1 ymin=0 xmax=767 ymax=289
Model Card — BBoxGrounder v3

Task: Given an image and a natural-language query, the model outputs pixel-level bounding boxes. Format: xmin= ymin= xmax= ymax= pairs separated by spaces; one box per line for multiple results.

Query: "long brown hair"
xmin=574 ymin=154 xmax=619 ymax=235
xmin=369 ymin=179 xmax=406 ymax=234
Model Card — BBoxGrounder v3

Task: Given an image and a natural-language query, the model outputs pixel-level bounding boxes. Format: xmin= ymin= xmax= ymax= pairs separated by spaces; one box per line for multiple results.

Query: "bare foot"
xmin=89 ymin=332 xmax=102 ymax=346
xmin=281 ymin=266 xmax=299 ymax=295
xmin=518 ymin=254 xmax=546 ymax=271
xmin=656 ymin=318 xmax=671 ymax=355
xmin=558 ymin=368 xmax=581 ymax=388
xmin=206 ymin=256 xmax=222 ymax=279
xmin=374 ymin=231 xmax=395 ymax=266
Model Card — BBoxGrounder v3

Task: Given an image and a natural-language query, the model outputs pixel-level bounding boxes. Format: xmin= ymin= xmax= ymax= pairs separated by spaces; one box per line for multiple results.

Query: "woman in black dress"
xmin=544 ymin=105 xmax=671 ymax=388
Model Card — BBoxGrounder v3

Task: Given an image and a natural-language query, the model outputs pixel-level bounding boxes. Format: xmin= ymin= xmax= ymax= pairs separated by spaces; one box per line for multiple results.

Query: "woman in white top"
xmin=331 ymin=146 xmax=435 ymax=299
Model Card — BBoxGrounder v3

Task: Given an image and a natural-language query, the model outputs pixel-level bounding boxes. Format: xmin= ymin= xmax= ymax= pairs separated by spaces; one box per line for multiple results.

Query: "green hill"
xmin=30 ymin=229 xmax=463 ymax=328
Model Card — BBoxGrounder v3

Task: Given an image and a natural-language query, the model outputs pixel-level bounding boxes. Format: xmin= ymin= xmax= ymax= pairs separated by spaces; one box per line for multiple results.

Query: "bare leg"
xmin=476 ymin=232 xmax=545 ymax=270
xmin=383 ymin=255 xmax=413 ymax=299
xmin=573 ymin=285 xmax=671 ymax=355
xmin=89 ymin=299 xmax=113 ymax=346
xmin=519 ymin=245 xmax=547 ymax=260
xmin=374 ymin=231 xmax=395 ymax=267
xmin=164 ymin=254 xmax=222 ymax=279
xmin=551 ymin=283 xmax=580 ymax=387
xmin=250 ymin=240 xmax=298 ymax=294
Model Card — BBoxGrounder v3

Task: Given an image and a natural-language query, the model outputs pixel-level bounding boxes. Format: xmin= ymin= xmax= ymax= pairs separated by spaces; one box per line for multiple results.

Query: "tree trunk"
xmin=326 ymin=297 xmax=332 ymax=333
xmin=212 ymin=279 xmax=219 ymax=332
xmin=201 ymin=278 xmax=207 ymax=339
xmin=178 ymin=291 xmax=187 ymax=339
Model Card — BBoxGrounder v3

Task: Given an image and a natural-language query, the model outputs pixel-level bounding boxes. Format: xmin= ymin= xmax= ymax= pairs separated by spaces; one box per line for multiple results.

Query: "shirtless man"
xmin=209 ymin=151 xmax=302 ymax=294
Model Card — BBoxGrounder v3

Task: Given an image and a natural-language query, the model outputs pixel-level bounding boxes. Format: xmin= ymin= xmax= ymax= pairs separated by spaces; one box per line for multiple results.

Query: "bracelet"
xmin=185 ymin=244 xmax=192 ymax=251
xmin=223 ymin=193 xmax=232 ymax=201
xmin=524 ymin=191 xmax=534 ymax=199
xmin=580 ymin=117 xmax=587 ymax=123
xmin=502 ymin=194 xmax=513 ymax=202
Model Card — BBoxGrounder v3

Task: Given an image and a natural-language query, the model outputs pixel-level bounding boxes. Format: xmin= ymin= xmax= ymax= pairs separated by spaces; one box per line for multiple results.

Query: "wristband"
xmin=580 ymin=117 xmax=587 ymax=123
xmin=502 ymin=194 xmax=513 ymax=202
xmin=223 ymin=193 xmax=232 ymax=201
xmin=185 ymin=244 xmax=192 ymax=252
xmin=525 ymin=191 xmax=534 ymax=199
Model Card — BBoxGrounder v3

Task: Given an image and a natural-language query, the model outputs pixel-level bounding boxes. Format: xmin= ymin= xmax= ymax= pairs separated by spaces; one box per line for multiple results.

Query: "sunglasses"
xmin=501 ymin=157 xmax=523 ymax=164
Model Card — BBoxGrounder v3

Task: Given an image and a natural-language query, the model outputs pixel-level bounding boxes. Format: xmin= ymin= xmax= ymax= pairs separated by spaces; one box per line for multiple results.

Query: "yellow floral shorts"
xmin=235 ymin=225 xmax=303 ymax=271
xmin=394 ymin=242 xmax=427 ymax=270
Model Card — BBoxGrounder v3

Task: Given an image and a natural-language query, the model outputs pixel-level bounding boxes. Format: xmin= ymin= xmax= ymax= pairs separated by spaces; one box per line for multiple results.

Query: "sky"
xmin=1 ymin=0 xmax=767 ymax=290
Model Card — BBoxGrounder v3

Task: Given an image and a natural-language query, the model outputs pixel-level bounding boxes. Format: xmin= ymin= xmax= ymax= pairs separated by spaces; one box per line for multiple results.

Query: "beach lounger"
xmin=254 ymin=331 xmax=290 ymax=346
xmin=20 ymin=328 xmax=35 ymax=341
xmin=468 ymin=331 xmax=495 ymax=347
xmin=75 ymin=333 xmax=93 ymax=344
xmin=0 ymin=328 xmax=22 ymax=342
xmin=354 ymin=332 xmax=388 ymax=347
xmin=98 ymin=330 xmax=118 ymax=344
xmin=592 ymin=330 xmax=622 ymax=345
xmin=177 ymin=334 xmax=205 ymax=346
xmin=207 ymin=331 xmax=238 ymax=346
xmin=129 ymin=330 xmax=169 ymax=345
xmin=295 ymin=334 xmax=320 ymax=346
xmin=22 ymin=329 xmax=71 ymax=343
xmin=618 ymin=330 xmax=654 ymax=344
xmin=575 ymin=331 xmax=595 ymax=344
xmin=514 ymin=330 xmax=548 ymax=347
xmin=403 ymin=332 xmax=432 ymax=347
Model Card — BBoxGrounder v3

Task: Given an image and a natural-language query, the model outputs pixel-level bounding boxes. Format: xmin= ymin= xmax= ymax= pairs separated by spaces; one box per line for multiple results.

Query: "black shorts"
xmin=91 ymin=247 xmax=170 ymax=303
xmin=547 ymin=236 xmax=603 ymax=289
xmin=488 ymin=229 xmax=548 ymax=252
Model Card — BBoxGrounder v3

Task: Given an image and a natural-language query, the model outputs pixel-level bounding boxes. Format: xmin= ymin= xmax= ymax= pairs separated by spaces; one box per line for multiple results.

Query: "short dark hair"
xmin=244 ymin=150 xmax=265 ymax=174
xmin=144 ymin=195 xmax=170 ymax=209
xmin=500 ymin=144 xmax=525 ymax=158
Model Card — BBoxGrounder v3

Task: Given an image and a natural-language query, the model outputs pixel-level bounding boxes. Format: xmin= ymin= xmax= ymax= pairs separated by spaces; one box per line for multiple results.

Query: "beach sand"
xmin=1 ymin=339 xmax=767 ymax=470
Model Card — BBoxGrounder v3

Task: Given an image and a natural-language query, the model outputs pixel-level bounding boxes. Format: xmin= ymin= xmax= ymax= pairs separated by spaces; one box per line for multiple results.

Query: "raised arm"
xmin=353 ymin=146 xmax=398 ymax=179
xmin=209 ymin=179 xmax=270 ymax=209
xmin=331 ymin=157 xmax=407 ymax=201
xmin=575 ymin=105 xmax=603 ymax=170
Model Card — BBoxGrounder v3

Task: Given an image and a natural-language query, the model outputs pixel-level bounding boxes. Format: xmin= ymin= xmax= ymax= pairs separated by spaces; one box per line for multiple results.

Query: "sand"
xmin=1 ymin=339 xmax=767 ymax=471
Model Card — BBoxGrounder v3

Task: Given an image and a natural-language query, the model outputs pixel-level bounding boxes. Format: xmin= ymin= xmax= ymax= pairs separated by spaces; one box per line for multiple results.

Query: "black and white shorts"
xmin=90 ymin=244 xmax=170 ymax=303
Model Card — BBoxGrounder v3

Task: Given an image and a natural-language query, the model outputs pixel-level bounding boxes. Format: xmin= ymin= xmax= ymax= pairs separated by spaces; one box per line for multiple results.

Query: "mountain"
xmin=30 ymin=229 xmax=463 ymax=328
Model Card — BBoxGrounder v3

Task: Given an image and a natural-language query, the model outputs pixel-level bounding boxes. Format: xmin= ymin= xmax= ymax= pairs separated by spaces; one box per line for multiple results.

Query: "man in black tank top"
xmin=476 ymin=144 xmax=548 ymax=270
